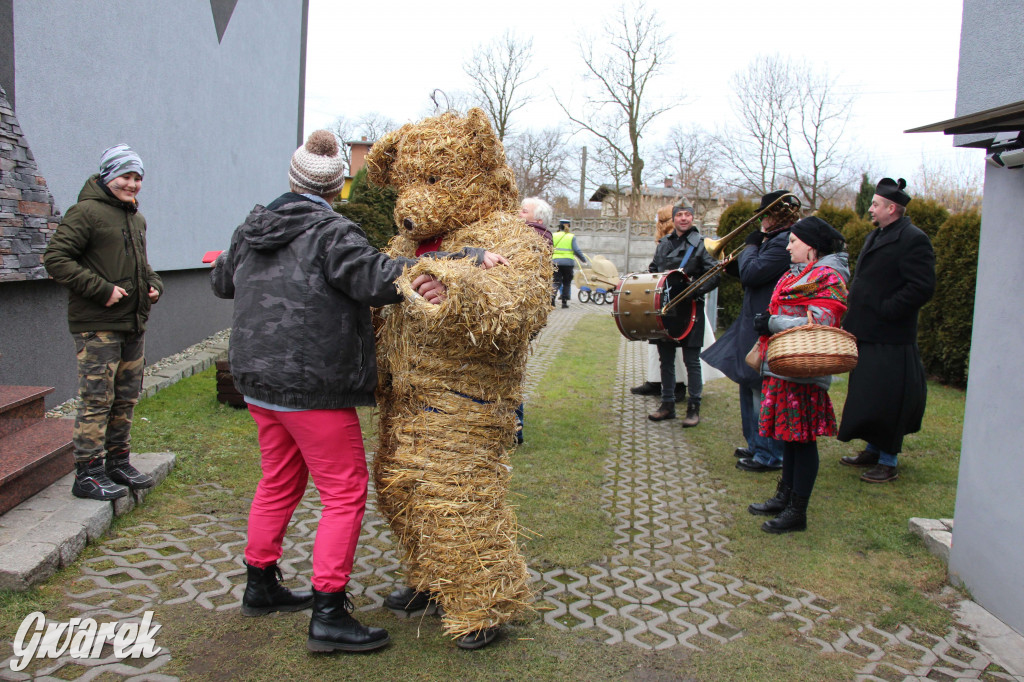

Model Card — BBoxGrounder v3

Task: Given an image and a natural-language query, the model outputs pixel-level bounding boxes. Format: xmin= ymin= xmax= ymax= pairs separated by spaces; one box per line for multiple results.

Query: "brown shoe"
xmin=861 ymin=464 xmax=898 ymax=483
xmin=680 ymin=400 xmax=700 ymax=428
xmin=648 ymin=402 xmax=676 ymax=421
xmin=840 ymin=449 xmax=879 ymax=468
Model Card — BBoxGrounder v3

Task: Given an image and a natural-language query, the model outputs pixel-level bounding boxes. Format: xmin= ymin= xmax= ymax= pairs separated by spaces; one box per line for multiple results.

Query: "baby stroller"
xmin=573 ymin=255 xmax=620 ymax=305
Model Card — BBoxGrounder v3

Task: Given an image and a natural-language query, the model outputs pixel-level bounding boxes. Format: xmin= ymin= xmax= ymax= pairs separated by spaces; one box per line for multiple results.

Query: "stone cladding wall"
xmin=0 ymin=84 xmax=60 ymax=282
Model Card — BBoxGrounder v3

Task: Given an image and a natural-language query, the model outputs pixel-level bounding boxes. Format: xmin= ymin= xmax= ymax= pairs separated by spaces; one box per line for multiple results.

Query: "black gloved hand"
xmin=752 ymin=311 xmax=772 ymax=336
xmin=745 ymin=230 xmax=766 ymax=247
xmin=649 ymin=263 xmax=659 ymax=273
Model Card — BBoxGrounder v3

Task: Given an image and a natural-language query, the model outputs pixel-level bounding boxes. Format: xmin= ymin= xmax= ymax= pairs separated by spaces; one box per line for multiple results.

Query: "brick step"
xmin=0 ymin=385 xmax=54 ymax=439
xmin=0 ymin=418 xmax=74 ymax=516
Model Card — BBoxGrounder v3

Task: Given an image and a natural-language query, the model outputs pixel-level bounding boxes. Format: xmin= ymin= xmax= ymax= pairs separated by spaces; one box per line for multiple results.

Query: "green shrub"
xmin=334 ymin=167 xmax=398 ymax=251
xmin=816 ymin=202 xmax=858 ymax=232
xmin=714 ymin=200 xmax=757 ymax=329
xmin=918 ymin=210 xmax=980 ymax=387
xmin=855 ymin=174 xmax=873 ymax=218
xmin=841 ymin=217 xmax=875 ymax=271
xmin=905 ymin=198 xmax=949 ymax=240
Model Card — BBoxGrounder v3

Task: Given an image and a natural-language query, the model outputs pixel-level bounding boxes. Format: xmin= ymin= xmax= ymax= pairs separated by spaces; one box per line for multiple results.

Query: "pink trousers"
xmin=245 ymin=405 xmax=368 ymax=592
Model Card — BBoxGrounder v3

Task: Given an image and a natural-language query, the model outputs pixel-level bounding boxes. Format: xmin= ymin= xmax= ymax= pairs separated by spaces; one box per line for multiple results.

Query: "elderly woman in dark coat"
xmin=748 ymin=217 xmax=849 ymax=534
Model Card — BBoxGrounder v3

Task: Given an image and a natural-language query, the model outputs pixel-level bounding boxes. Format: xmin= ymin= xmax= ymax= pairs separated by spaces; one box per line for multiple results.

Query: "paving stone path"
xmin=2 ymin=302 xmax=1018 ymax=681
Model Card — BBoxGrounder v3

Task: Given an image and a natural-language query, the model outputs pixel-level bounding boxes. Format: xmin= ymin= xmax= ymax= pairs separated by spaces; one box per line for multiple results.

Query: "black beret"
xmin=875 ymin=177 xmax=911 ymax=206
xmin=758 ymin=190 xmax=800 ymax=212
xmin=790 ymin=216 xmax=846 ymax=256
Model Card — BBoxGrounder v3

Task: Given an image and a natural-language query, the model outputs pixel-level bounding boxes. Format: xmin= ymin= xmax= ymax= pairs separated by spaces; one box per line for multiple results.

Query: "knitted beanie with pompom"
xmin=289 ymin=130 xmax=346 ymax=197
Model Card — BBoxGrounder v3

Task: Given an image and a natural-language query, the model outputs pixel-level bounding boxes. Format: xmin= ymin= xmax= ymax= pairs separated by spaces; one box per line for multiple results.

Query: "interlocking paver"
xmin=0 ymin=302 xmax=1016 ymax=680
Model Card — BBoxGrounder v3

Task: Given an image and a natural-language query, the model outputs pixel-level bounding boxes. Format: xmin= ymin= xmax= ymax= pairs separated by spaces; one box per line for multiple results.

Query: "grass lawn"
xmin=0 ymin=313 xmax=968 ymax=680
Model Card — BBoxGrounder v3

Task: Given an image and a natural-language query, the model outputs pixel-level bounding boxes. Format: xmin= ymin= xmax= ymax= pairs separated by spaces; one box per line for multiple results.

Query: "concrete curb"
xmin=0 ymin=452 xmax=175 ymax=590
xmin=909 ymin=516 xmax=954 ymax=563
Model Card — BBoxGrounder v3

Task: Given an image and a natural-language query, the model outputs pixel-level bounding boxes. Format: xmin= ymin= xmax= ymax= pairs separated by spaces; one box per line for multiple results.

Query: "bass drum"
xmin=611 ymin=271 xmax=697 ymax=342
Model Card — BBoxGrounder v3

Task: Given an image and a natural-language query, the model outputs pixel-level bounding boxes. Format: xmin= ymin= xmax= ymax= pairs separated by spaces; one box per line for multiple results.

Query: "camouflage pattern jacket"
xmin=211 ymin=193 xmax=479 ymax=410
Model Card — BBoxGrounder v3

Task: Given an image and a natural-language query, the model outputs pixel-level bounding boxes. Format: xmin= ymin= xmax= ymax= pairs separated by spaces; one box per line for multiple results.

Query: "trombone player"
xmin=702 ymin=190 xmax=801 ymax=471
xmin=647 ymin=203 xmax=720 ymax=427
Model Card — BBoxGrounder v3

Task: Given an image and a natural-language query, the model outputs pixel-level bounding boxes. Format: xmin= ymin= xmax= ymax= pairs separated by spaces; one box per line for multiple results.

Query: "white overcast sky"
xmin=302 ymin=0 xmax=971 ymax=188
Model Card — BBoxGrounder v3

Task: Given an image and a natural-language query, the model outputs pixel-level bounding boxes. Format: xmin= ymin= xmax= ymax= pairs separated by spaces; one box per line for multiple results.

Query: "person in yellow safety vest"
xmin=551 ymin=219 xmax=588 ymax=308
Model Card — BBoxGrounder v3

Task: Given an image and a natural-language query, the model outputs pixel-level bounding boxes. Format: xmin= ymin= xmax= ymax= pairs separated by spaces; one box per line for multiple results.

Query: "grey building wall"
xmin=0 ymin=1 xmax=305 ymax=404
xmin=945 ymin=0 xmax=1024 ymax=636
xmin=11 ymin=0 xmax=304 ymax=271
xmin=948 ymin=166 xmax=1024 ymax=635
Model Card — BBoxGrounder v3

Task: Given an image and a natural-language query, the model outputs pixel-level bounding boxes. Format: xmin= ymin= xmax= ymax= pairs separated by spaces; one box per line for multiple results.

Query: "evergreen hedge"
xmin=905 ymin=198 xmax=949 ymax=240
xmin=917 ymin=210 xmax=981 ymax=387
xmin=334 ymin=167 xmax=398 ymax=251
xmin=714 ymin=200 xmax=757 ymax=329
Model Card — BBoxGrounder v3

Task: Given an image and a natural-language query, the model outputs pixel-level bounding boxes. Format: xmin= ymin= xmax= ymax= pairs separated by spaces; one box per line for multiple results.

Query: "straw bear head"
xmin=366 ymin=108 xmax=519 ymax=242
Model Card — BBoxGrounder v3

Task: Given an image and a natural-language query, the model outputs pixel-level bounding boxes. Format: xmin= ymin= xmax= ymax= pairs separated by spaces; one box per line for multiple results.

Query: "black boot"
xmin=748 ymin=479 xmax=791 ymax=516
xmin=680 ymin=399 xmax=701 ymax=428
xmin=105 ymin=452 xmax=154 ymax=490
xmin=674 ymin=383 xmax=687 ymax=403
xmin=561 ymin=300 xmax=569 ymax=308
xmin=648 ymin=401 xmax=676 ymax=421
xmin=308 ymin=589 xmax=390 ymax=652
xmin=383 ymin=585 xmax=440 ymax=618
xmin=72 ymin=458 xmax=128 ymax=501
xmin=761 ymin=494 xmax=809 ymax=534
xmin=630 ymin=381 xmax=661 ymax=396
xmin=456 ymin=626 xmax=501 ymax=650
xmin=241 ymin=562 xmax=314 ymax=616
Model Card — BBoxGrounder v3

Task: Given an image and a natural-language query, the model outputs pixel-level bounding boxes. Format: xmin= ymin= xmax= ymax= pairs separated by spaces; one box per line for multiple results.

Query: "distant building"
xmin=340 ymin=137 xmax=374 ymax=200
xmin=589 ymin=177 xmax=735 ymax=225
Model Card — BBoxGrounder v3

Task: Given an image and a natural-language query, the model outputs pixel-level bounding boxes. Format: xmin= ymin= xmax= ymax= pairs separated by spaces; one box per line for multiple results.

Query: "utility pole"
xmin=578 ymin=146 xmax=587 ymax=212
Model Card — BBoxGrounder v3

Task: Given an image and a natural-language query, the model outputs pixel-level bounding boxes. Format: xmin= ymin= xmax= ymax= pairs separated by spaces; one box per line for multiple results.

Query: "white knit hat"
xmin=289 ymin=130 xmax=346 ymax=196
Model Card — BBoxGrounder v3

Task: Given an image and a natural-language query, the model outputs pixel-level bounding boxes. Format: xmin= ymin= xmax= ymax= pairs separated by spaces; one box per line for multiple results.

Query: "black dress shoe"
xmin=456 ymin=626 xmax=500 ymax=650
xmin=383 ymin=586 xmax=440 ymax=617
xmin=630 ymin=381 xmax=661 ymax=396
xmin=736 ymin=457 xmax=782 ymax=473
xmin=840 ymin=449 xmax=880 ymax=468
xmin=733 ymin=447 xmax=753 ymax=459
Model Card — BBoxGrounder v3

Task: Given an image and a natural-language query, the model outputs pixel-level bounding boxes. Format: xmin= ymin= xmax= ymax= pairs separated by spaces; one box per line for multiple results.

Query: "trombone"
xmin=661 ymin=192 xmax=800 ymax=315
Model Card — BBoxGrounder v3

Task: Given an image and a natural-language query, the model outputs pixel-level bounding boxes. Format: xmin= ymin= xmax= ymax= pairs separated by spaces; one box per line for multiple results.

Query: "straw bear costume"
xmin=366 ymin=108 xmax=551 ymax=636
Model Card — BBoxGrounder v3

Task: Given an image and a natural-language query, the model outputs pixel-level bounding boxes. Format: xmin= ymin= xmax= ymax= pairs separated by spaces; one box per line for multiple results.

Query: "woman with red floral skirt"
xmin=747 ymin=217 xmax=849 ymax=534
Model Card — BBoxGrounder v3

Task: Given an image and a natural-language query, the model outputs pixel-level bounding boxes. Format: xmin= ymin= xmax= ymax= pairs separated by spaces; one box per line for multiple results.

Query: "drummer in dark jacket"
xmin=648 ymin=203 xmax=720 ymax=427
xmin=211 ymin=130 xmax=502 ymax=653
xmin=837 ymin=178 xmax=936 ymax=483
xmin=702 ymin=191 xmax=800 ymax=472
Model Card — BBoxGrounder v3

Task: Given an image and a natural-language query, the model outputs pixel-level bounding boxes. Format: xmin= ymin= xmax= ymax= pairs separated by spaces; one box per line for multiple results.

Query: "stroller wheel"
xmin=603 ymin=291 xmax=616 ymax=305
xmin=577 ymin=288 xmax=591 ymax=303
xmin=593 ymin=289 xmax=607 ymax=304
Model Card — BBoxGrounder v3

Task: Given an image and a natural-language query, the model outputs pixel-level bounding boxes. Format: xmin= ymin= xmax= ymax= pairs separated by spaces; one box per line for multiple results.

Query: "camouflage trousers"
xmin=72 ymin=331 xmax=146 ymax=463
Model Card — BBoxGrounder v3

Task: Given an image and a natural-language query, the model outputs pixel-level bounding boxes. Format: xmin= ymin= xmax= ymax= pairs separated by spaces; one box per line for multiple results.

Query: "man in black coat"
xmin=838 ymin=178 xmax=936 ymax=483
xmin=648 ymin=204 xmax=720 ymax=427
xmin=701 ymin=190 xmax=801 ymax=472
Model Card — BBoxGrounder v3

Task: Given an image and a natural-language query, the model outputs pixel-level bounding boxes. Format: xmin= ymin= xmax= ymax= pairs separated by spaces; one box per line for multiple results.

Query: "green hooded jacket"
xmin=44 ymin=174 xmax=162 ymax=333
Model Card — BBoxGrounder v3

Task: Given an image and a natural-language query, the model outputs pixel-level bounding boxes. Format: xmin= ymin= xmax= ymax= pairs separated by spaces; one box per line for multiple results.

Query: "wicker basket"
xmin=766 ymin=316 xmax=858 ymax=378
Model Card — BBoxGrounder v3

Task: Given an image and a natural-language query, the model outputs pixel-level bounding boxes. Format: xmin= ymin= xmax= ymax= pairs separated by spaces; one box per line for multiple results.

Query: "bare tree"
xmin=654 ymin=125 xmax=720 ymax=198
xmin=464 ymin=31 xmax=536 ymax=141
xmin=913 ymin=154 xmax=984 ymax=212
xmin=557 ymin=2 xmax=674 ymax=215
xmin=718 ymin=55 xmax=855 ymax=210
xmin=325 ymin=115 xmax=355 ymax=168
xmin=782 ymin=65 xmax=853 ymax=209
xmin=356 ymin=112 xmax=399 ymax=141
xmin=586 ymin=135 xmax=633 ymax=218
xmin=505 ymin=127 xmax=573 ymax=200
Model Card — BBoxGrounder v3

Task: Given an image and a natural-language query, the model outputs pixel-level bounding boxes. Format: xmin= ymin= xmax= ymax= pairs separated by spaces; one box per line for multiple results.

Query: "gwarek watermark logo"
xmin=9 ymin=611 xmax=162 ymax=672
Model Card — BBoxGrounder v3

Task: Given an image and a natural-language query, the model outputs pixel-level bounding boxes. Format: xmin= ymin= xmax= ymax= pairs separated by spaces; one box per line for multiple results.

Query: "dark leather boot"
xmin=561 ymin=300 xmax=569 ymax=308
xmin=307 ymin=589 xmax=390 ymax=652
xmin=241 ymin=562 xmax=314 ymax=616
xmin=72 ymin=458 xmax=128 ymax=501
xmin=748 ymin=479 xmax=791 ymax=516
xmin=680 ymin=400 xmax=701 ymax=428
xmin=761 ymin=494 xmax=809 ymax=534
xmin=840 ymin=449 xmax=879 ymax=468
xmin=861 ymin=464 xmax=899 ymax=483
xmin=383 ymin=585 xmax=440 ymax=618
xmin=648 ymin=402 xmax=676 ymax=421
xmin=674 ymin=383 xmax=687 ymax=403
xmin=456 ymin=626 xmax=500 ymax=650
xmin=630 ymin=381 xmax=661 ymax=396
xmin=105 ymin=453 xmax=154 ymax=489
